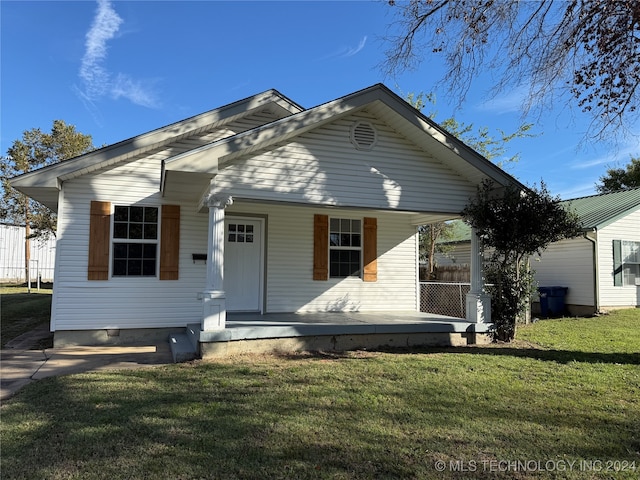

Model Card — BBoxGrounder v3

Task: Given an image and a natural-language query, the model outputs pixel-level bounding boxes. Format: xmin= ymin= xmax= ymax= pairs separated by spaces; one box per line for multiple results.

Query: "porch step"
xmin=168 ymin=332 xmax=198 ymax=363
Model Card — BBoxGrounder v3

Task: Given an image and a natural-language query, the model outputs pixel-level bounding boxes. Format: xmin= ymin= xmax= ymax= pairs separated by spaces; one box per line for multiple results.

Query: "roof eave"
xmin=163 ymin=84 xmax=525 ymax=191
xmin=10 ymin=89 xmax=304 ymax=196
xmin=164 ymin=89 xmax=377 ymax=173
xmin=371 ymin=84 xmax=526 ymax=191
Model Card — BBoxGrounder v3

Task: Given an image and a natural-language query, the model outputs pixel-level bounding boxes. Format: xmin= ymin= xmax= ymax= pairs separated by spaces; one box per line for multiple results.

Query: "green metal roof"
xmin=561 ymin=187 xmax=640 ymax=230
xmin=435 ymin=187 xmax=640 ymax=243
xmin=434 ymin=220 xmax=472 ymax=244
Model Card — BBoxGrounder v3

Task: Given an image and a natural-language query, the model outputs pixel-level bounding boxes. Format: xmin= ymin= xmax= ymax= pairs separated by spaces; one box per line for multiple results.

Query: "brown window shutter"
xmin=363 ymin=217 xmax=377 ymax=282
xmin=313 ymin=214 xmax=328 ymax=280
xmin=88 ymin=201 xmax=111 ymax=280
xmin=160 ymin=205 xmax=180 ymax=280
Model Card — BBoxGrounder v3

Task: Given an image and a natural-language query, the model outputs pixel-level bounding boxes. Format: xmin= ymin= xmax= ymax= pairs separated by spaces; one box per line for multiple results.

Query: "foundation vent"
xmin=350 ymin=121 xmax=377 ymax=151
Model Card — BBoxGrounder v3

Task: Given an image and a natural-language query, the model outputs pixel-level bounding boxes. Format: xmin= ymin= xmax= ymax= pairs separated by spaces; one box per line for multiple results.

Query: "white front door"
xmin=225 ymin=217 xmax=263 ymax=312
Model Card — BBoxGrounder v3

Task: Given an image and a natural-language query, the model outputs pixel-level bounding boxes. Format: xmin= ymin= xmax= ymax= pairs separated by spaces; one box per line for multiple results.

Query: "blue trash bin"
xmin=538 ymin=286 xmax=568 ymax=317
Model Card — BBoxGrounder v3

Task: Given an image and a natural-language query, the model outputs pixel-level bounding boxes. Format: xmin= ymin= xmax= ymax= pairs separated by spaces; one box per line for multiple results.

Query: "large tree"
xmin=596 ymin=156 xmax=640 ymax=193
xmin=461 ymin=180 xmax=582 ymax=341
xmin=1 ymin=120 xmax=94 ymax=235
xmin=1 ymin=120 xmax=93 ymax=282
xmin=406 ymin=91 xmax=535 ymax=276
xmin=418 ymin=222 xmax=455 ymax=279
xmin=405 ymin=91 xmax=535 ymax=168
xmin=384 ymin=1 xmax=640 ymax=142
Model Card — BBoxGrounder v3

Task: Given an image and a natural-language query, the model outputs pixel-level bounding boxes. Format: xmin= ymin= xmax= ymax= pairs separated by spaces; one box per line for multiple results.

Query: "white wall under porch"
xmin=226 ymin=202 xmax=419 ymax=314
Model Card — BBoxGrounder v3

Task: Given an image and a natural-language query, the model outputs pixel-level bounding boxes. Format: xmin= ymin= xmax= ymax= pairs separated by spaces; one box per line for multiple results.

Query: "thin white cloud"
xmin=112 ymin=73 xmax=157 ymax=108
xmin=476 ymin=86 xmax=528 ymax=115
xmin=77 ymin=0 xmax=158 ymax=108
xmin=342 ymin=36 xmax=367 ymax=57
xmin=556 ymin=182 xmax=598 ymax=200
xmin=319 ymin=36 xmax=367 ymax=60
xmin=570 ymin=141 xmax=638 ymax=170
xmin=79 ymin=0 xmax=122 ymax=98
xmin=571 ymin=156 xmax=612 ymax=170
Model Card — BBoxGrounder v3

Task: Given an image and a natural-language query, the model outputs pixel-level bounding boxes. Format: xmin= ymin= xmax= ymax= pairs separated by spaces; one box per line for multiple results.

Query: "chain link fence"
xmin=420 ymin=282 xmax=470 ymax=318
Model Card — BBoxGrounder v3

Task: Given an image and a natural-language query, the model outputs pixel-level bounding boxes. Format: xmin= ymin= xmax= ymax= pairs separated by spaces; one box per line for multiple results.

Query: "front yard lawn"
xmin=0 ymin=285 xmax=52 ymax=348
xmin=1 ymin=309 xmax=638 ymax=479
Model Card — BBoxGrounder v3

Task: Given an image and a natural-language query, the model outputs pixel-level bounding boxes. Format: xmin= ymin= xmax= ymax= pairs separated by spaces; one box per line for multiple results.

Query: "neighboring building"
xmin=0 ymin=224 xmax=56 ymax=283
xmin=431 ymin=220 xmax=473 ymax=269
xmin=533 ymin=187 xmax=640 ymax=315
xmin=434 ymin=188 xmax=640 ymax=315
xmin=11 ymin=84 xmax=522 ymax=346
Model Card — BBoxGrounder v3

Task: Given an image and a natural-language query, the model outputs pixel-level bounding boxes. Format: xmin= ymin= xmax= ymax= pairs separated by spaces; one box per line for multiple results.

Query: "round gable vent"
xmin=350 ymin=121 xmax=377 ymax=151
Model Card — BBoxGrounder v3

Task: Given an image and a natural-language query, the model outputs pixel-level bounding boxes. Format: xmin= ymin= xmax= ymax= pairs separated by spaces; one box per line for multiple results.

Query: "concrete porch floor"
xmin=193 ymin=311 xmax=493 ymax=358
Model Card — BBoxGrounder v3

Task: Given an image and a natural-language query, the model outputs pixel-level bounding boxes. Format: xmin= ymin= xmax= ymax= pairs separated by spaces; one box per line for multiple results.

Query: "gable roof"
xmin=11 ymin=89 xmax=304 ymax=211
xmin=12 ymin=83 xmax=525 ymax=211
xmin=162 ymin=84 xmax=524 ymax=199
xmin=561 ymin=187 xmax=640 ymax=229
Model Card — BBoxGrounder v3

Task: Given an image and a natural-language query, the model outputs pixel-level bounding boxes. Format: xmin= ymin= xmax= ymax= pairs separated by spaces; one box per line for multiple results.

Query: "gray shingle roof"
xmin=561 ymin=187 xmax=640 ymax=229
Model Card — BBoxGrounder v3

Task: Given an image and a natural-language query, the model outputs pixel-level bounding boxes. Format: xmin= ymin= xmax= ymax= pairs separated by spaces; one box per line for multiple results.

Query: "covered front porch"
xmin=195 ymin=193 xmax=492 ymax=330
xmin=171 ymin=311 xmax=493 ymax=361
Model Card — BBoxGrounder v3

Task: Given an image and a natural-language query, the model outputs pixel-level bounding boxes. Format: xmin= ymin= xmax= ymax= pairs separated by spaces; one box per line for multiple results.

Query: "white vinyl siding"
xmin=53 ymin=160 xmax=419 ymax=331
xmin=597 ymin=208 xmax=640 ymax=308
xmin=228 ymin=203 xmax=418 ymax=313
xmin=212 ymin=113 xmax=476 ymax=214
xmin=48 ymin=108 xmax=485 ymax=331
xmin=52 ymin=156 xmax=207 ymax=330
xmin=532 ymin=237 xmax=595 ymax=308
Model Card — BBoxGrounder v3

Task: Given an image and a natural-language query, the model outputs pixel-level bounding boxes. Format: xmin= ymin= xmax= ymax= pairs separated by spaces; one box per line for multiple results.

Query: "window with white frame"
xmin=112 ymin=206 xmax=159 ymax=276
xmin=329 ymin=218 xmax=361 ymax=278
xmin=622 ymin=240 xmax=640 ymax=286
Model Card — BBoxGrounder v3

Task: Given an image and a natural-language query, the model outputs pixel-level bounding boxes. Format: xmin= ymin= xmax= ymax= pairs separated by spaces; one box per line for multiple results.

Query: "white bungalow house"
xmin=11 ymin=84 xmax=523 ymax=355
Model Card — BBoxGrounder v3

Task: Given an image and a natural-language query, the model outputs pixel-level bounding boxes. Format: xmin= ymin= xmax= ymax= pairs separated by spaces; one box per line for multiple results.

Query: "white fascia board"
xmin=164 ymin=88 xmax=382 ymax=173
xmin=164 ymin=146 xmax=220 ymax=174
xmin=11 ymin=90 xmax=303 ymax=191
xmin=370 ymin=86 xmax=526 ymax=191
xmin=12 ymin=186 xmax=60 ymax=212
xmin=409 ymin=213 xmax=462 ymax=226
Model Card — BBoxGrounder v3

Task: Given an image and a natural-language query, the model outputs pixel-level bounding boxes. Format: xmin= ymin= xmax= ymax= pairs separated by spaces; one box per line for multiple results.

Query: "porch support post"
xmin=199 ymin=193 xmax=233 ymax=331
xmin=465 ymin=227 xmax=491 ymax=323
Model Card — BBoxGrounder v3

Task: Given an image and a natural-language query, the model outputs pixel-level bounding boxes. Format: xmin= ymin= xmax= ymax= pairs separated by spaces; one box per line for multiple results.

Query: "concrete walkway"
xmin=1 ymin=343 xmax=173 ymax=401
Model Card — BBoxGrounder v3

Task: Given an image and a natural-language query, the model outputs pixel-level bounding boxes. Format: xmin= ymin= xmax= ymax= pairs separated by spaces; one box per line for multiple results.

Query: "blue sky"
xmin=2 ymin=0 xmax=638 ymax=199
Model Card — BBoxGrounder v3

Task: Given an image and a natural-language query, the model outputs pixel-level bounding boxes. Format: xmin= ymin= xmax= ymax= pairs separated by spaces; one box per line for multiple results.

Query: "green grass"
xmin=1 ymin=310 xmax=639 ymax=479
xmin=0 ymin=284 xmax=53 ymax=348
xmin=518 ymin=309 xmax=640 ymax=355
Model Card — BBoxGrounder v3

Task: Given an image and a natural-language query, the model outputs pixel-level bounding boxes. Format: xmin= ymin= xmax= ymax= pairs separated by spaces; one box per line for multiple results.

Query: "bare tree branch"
xmin=382 ymin=0 xmax=640 ymax=143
